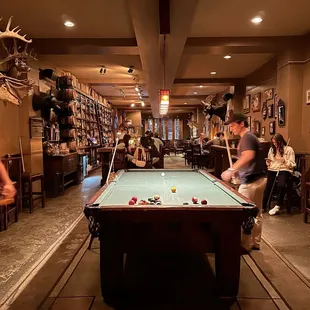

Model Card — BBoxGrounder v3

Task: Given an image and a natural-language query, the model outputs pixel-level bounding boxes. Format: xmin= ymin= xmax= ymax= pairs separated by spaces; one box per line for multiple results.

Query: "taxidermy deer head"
xmin=0 ymin=16 xmax=36 ymax=106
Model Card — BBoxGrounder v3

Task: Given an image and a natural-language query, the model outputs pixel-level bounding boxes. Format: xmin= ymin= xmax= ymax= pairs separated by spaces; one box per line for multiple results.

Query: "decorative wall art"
xmin=306 ymin=89 xmax=310 ymax=105
xmin=274 ymin=94 xmax=278 ymax=118
xmin=269 ymin=121 xmax=276 ymax=135
xmin=267 ymin=104 xmax=274 ymax=118
xmin=264 ymin=88 xmax=274 ymax=101
xmin=261 ymin=126 xmax=265 ymax=136
xmin=243 ymin=94 xmax=250 ymax=113
xmin=247 ymin=116 xmax=251 ymax=130
xmin=254 ymin=120 xmax=261 ymax=135
xmin=277 ymin=99 xmax=285 ymax=127
xmin=262 ymin=102 xmax=268 ymax=120
xmin=252 ymin=93 xmax=261 ymax=112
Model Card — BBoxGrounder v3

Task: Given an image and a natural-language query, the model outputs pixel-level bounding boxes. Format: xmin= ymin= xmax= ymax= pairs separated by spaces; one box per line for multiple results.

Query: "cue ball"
xmin=201 ymin=199 xmax=208 ymax=205
xmin=129 ymin=200 xmax=135 ymax=205
xmin=161 ymin=172 xmax=165 ymax=176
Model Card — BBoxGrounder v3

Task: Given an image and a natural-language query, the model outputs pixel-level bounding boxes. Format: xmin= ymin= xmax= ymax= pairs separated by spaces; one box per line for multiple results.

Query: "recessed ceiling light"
xmin=64 ymin=21 xmax=75 ymax=27
xmin=224 ymin=55 xmax=231 ymax=59
xmin=199 ymin=85 xmax=203 ymax=88
xmin=210 ymin=71 xmax=217 ymax=75
xmin=194 ymin=91 xmax=198 ymax=95
xmin=184 ymin=102 xmax=187 ymax=105
xmin=251 ymin=16 xmax=262 ymax=24
xmin=130 ymin=103 xmax=135 ymax=107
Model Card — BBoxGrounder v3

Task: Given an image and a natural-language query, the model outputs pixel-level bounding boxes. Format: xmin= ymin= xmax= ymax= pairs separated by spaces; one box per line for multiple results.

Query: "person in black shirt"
xmin=221 ymin=113 xmax=266 ymax=252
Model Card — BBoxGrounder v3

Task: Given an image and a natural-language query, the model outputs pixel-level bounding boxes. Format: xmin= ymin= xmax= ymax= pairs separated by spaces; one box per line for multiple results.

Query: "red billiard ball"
xmin=201 ymin=199 xmax=208 ymax=205
xmin=131 ymin=196 xmax=138 ymax=203
xmin=129 ymin=200 xmax=135 ymax=205
xmin=192 ymin=197 xmax=198 ymax=203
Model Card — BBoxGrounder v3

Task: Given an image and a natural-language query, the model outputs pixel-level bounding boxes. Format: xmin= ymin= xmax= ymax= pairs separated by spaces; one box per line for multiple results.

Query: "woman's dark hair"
xmin=216 ymin=132 xmax=223 ymax=138
xmin=140 ymin=136 xmax=149 ymax=148
xmin=271 ymin=133 xmax=287 ymax=156
xmin=123 ymin=134 xmax=131 ymax=148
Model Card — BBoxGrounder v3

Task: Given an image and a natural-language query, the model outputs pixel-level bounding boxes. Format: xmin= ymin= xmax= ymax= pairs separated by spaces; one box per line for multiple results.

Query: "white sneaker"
xmin=269 ymin=205 xmax=280 ymax=216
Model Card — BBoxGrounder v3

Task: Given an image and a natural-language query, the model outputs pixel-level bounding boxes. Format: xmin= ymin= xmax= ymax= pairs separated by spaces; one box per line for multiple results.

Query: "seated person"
xmin=206 ymin=132 xmax=224 ymax=146
xmin=262 ymin=133 xmax=296 ymax=215
xmin=126 ymin=137 xmax=150 ymax=167
xmin=147 ymin=132 xmax=163 ymax=158
xmin=116 ymin=134 xmax=131 ymax=152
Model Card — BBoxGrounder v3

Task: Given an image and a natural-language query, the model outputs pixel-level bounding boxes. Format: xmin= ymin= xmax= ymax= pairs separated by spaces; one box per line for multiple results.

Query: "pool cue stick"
xmin=223 ymin=130 xmax=238 ymax=184
xmin=105 ymin=133 xmax=121 ymax=185
xmin=266 ymin=138 xmax=290 ymax=209
xmin=18 ymin=136 xmax=25 ymax=173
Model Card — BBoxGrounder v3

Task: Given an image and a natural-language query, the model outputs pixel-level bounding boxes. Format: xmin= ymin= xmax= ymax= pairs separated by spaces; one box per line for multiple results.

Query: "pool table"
xmin=84 ymin=169 xmax=258 ymax=302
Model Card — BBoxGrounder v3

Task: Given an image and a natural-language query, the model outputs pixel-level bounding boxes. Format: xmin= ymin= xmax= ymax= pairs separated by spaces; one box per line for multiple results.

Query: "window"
xmin=167 ymin=119 xmax=173 ymax=140
xmin=161 ymin=120 xmax=166 ymax=140
xmin=154 ymin=119 xmax=159 ymax=135
xmin=174 ymin=119 xmax=180 ymax=140
xmin=147 ymin=119 xmax=153 ymax=132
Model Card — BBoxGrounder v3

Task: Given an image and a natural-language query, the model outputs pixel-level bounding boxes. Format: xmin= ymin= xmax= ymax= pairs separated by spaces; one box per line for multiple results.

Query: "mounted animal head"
xmin=201 ymin=93 xmax=233 ymax=122
xmin=0 ymin=16 xmax=35 ymax=105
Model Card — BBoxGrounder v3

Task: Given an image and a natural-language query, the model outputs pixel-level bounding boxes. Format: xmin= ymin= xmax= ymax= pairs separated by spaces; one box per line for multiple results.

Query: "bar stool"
xmin=303 ymin=182 xmax=310 ymax=223
xmin=22 ymin=173 xmax=45 ymax=213
xmin=0 ymin=197 xmax=16 ymax=231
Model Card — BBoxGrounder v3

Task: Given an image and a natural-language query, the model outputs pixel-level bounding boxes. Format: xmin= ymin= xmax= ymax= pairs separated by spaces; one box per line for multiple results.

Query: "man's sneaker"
xmin=269 ymin=205 xmax=280 ymax=216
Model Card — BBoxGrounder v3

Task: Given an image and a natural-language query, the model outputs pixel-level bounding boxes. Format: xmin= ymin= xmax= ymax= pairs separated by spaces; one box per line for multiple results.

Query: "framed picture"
xmin=306 ymin=89 xmax=310 ymax=105
xmin=269 ymin=121 xmax=276 ymax=135
xmin=262 ymin=102 xmax=267 ymax=120
xmin=267 ymin=104 xmax=274 ymax=118
xmin=277 ymin=99 xmax=285 ymax=127
xmin=254 ymin=120 xmax=261 ymax=135
xmin=261 ymin=126 xmax=265 ymax=136
xmin=264 ymin=88 xmax=274 ymax=101
xmin=274 ymin=94 xmax=278 ymax=118
xmin=247 ymin=116 xmax=251 ymax=129
xmin=252 ymin=93 xmax=261 ymax=112
xmin=243 ymin=95 xmax=250 ymax=113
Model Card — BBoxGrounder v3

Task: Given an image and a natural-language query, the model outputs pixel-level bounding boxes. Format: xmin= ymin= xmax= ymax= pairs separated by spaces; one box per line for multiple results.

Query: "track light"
xmin=128 ymin=66 xmax=134 ymax=74
xmin=141 ymin=101 xmax=145 ymax=107
xmin=99 ymin=66 xmax=106 ymax=75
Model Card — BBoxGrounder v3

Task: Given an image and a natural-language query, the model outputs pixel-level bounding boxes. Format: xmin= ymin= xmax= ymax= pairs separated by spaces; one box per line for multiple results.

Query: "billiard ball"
xmin=192 ymin=197 xmax=198 ymax=203
xmin=171 ymin=186 xmax=177 ymax=193
xmin=201 ymin=199 xmax=208 ymax=205
xmin=150 ymin=202 xmax=155 ymax=205
xmin=131 ymin=196 xmax=138 ymax=203
xmin=161 ymin=172 xmax=165 ymax=177
xmin=129 ymin=200 xmax=135 ymax=205
xmin=148 ymin=197 xmax=153 ymax=201
xmin=156 ymin=201 xmax=161 ymax=205
xmin=183 ymin=202 xmax=189 ymax=205
xmin=154 ymin=195 xmax=160 ymax=200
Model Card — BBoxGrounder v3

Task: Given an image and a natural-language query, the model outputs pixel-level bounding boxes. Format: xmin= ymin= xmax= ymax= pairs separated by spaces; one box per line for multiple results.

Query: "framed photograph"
xmin=252 ymin=93 xmax=261 ymax=112
xmin=247 ymin=116 xmax=251 ymax=130
xmin=306 ymin=89 xmax=310 ymax=105
xmin=261 ymin=126 xmax=265 ymax=136
xmin=264 ymin=88 xmax=274 ymax=101
xmin=277 ymin=99 xmax=285 ymax=127
xmin=254 ymin=120 xmax=261 ymax=135
xmin=243 ymin=95 xmax=250 ymax=113
xmin=267 ymin=104 xmax=274 ymax=118
xmin=262 ymin=102 xmax=267 ymax=120
xmin=269 ymin=121 xmax=276 ymax=135
xmin=274 ymin=94 xmax=278 ymax=118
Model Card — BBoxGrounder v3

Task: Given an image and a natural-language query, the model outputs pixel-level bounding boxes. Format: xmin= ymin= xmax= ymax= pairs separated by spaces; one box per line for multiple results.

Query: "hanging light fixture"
xmin=159 ymin=89 xmax=170 ymax=115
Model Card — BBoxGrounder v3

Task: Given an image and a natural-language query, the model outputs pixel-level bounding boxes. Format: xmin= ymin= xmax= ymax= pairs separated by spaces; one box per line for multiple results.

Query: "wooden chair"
xmin=22 ymin=173 xmax=45 ymax=213
xmin=300 ymin=154 xmax=310 ymax=222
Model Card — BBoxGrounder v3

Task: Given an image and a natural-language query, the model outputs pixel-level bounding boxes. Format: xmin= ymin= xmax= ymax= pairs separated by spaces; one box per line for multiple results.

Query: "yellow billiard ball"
xmin=171 ymin=186 xmax=176 ymax=193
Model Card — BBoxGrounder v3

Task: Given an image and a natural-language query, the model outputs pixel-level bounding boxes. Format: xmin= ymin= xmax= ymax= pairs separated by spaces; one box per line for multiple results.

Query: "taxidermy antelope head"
xmin=0 ymin=16 xmax=36 ymax=106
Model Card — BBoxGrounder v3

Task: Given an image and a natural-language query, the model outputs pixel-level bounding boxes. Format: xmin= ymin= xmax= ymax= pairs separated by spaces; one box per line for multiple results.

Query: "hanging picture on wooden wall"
xmin=277 ymin=99 xmax=286 ymax=127
xmin=306 ymin=89 xmax=310 ymax=105
xmin=274 ymin=94 xmax=278 ymax=118
xmin=269 ymin=121 xmax=276 ymax=135
xmin=261 ymin=126 xmax=265 ymax=136
xmin=243 ymin=95 xmax=250 ymax=113
xmin=247 ymin=116 xmax=251 ymax=130
xmin=254 ymin=120 xmax=261 ymax=135
xmin=267 ymin=104 xmax=274 ymax=118
xmin=252 ymin=93 xmax=261 ymax=112
xmin=264 ymin=88 xmax=274 ymax=101
xmin=262 ymin=102 xmax=267 ymax=120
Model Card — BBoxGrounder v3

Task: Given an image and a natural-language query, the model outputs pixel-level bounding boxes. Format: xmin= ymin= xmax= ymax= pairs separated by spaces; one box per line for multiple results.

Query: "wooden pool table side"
xmin=84 ymin=169 xmax=258 ymax=302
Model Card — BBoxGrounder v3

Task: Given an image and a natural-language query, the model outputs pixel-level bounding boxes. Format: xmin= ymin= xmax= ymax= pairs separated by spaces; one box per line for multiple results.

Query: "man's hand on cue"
xmin=2 ymin=183 xmax=16 ymax=199
xmin=221 ymin=168 xmax=236 ymax=182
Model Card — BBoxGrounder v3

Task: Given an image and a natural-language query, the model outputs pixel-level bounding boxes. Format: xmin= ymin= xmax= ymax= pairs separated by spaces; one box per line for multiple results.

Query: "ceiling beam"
xmin=185 ymin=36 xmax=304 ymax=54
xmin=32 ymin=38 xmax=139 ymax=55
xmin=174 ymin=78 xmax=243 ymax=85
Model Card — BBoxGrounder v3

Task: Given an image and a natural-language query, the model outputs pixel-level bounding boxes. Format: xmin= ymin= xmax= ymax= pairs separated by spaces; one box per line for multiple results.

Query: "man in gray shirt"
xmin=221 ymin=113 xmax=266 ymax=252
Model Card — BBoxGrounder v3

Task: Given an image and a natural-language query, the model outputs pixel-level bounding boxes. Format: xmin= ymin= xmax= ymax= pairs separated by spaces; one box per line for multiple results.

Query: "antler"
xmin=0 ymin=16 xmax=32 ymax=43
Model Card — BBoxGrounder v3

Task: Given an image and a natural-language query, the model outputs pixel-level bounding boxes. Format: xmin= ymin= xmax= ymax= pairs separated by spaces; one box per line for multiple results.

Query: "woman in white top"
xmin=262 ymin=133 xmax=296 ymax=215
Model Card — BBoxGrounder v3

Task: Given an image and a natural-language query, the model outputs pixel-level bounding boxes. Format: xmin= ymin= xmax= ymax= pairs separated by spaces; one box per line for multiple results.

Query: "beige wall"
xmin=302 ymin=61 xmax=310 ymax=152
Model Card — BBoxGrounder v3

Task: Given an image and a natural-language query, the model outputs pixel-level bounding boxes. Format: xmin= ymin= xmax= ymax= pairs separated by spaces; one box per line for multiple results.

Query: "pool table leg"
xmin=100 ymin=235 xmax=124 ymax=305
xmin=215 ymin=228 xmax=241 ymax=297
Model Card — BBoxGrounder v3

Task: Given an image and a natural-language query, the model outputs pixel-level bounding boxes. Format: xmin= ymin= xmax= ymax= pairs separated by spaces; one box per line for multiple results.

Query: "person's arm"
xmin=284 ymin=147 xmax=296 ymax=169
xmin=231 ymin=150 xmax=255 ymax=171
xmin=0 ymin=161 xmax=16 ymax=198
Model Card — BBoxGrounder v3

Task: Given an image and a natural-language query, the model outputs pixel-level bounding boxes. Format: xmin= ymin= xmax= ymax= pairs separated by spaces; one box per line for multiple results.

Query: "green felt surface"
xmin=95 ymin=170 xmax=249 ymax=207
